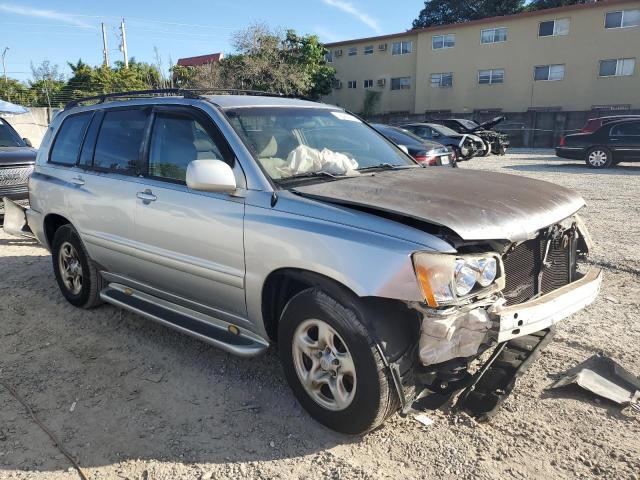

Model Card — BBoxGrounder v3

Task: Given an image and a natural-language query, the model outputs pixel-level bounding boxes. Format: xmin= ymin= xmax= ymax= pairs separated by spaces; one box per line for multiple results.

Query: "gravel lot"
xmin=1 ymin=150 xmax=639 ymax=480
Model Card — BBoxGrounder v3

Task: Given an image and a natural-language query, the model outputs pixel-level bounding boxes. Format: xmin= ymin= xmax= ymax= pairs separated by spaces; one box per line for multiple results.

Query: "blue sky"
xmin=0 ymin=0 xmax=425 ymax=81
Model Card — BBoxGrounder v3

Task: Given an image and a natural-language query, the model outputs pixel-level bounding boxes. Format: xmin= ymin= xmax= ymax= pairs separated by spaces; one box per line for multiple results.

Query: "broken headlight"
xmin=413 ymin=253 xmax=502 ymax=308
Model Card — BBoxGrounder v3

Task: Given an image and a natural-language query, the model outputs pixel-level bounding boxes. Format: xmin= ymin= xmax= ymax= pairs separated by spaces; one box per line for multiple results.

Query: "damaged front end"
xmin=406 ymin=215 xmax=602 ymax=418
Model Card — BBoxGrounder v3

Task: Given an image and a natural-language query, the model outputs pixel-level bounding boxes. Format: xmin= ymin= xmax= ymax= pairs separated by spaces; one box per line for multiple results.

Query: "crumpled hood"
xmin=293 ymin=168 xmax=585 ymax=242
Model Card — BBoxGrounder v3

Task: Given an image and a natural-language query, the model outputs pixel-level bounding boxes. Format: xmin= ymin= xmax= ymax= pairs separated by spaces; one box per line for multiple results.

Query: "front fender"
xmin=244 ymin=202 xmax=433 ymax=332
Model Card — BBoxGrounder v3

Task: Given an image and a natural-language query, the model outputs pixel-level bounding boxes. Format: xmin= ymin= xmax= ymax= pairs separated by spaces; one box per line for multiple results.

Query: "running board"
xmin=100 ymin=283 xmax=269 ymax=357
xmin=454 ymin=328 xmax=556 ymax=421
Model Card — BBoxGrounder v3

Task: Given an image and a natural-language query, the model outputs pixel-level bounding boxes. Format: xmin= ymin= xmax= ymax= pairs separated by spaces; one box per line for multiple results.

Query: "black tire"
xmin=453 ymin=146 xmax=465 ymax=162
xmin=51 ymin=224 xmax=104 ymax=308
xmin=278 ymin=288 xmax=399 ymax=434
xmin=585 ymin=147 xmax=613 ymax=169
xmin=479 ymin=140 xmax=491 ymax=157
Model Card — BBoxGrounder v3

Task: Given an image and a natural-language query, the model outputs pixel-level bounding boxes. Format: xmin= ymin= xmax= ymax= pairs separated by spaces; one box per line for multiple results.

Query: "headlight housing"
xmin=413 ymin=252 xmax=502 ymax=307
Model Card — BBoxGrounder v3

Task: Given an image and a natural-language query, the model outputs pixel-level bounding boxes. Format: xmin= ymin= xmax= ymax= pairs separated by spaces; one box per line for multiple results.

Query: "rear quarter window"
xmin=49 ymin=112 xmax=93 ymax=165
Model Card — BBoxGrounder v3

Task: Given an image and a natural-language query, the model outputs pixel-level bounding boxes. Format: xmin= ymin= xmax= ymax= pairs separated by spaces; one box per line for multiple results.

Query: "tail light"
xmin=559 ymin=136 xmax=565 ymax=146
xmin=414 ymin=152 xmax=438 ymax=166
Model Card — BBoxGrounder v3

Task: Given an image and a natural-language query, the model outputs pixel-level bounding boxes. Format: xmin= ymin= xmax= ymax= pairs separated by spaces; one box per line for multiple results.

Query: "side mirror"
xmin=23 ymin=138 xmax=33 ymax=147
xmin=186 ymin=159 xmax=236 ymax=193
xmin=398 ymin=145 xmax=410 ymax=155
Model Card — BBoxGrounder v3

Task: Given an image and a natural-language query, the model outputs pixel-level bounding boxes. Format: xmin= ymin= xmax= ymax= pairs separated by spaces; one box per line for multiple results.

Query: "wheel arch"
xmin=43 ymin=213 xmax=72 ymax=249
xmin=261 ymin=267 xmax=420 ymax=364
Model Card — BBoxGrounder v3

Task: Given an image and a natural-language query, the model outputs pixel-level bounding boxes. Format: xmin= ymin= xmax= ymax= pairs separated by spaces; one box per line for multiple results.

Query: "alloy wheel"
xmin=292 ymin=318 xmax=357 ymax=411
xmin=58 ymin=241 xmax=83 ymax=295
xmin=588 ymin=150 xmax=608 ymax=167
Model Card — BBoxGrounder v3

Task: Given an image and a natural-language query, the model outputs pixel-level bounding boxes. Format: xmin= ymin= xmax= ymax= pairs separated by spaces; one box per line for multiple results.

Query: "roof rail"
xmin=64 ymin=88 xmax=287 ymax=110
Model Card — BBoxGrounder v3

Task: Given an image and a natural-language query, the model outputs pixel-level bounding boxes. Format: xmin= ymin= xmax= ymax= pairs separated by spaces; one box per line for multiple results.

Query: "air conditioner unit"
xmin=377 ymin=78 xmax=386 ymax=87
xmin=334 ymin=80 xmax=343 ymax=89
xmin=335 ymin=49 xmax=343 ymax=57
xmin=378 ymin=43 xmax=387 ymax=51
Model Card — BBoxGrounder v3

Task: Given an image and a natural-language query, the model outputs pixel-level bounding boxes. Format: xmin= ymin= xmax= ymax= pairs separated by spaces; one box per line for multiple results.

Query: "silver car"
xmin=5 ymin=90 xmax=602 ymax=434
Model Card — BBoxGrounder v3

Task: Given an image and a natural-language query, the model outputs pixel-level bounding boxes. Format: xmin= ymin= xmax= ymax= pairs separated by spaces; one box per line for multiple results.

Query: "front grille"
xmin=502 ymin=230 xmax=576 ymax=306
xmin=0 ymin=165 xmax=33 ymax=187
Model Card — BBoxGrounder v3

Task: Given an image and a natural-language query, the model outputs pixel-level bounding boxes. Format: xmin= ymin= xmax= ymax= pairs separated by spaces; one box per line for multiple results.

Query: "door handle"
xmin=610 ymin=138 xmax=620 ymax=141
xmin=70 ymin=176 xmax=85 ymax=186
xmin=136 ymin=189 xmax=157 ymax=203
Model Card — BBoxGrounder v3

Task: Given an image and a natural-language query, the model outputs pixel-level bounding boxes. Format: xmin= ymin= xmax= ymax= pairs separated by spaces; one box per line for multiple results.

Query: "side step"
xmin=100 ymin=284 xmax=269 ymax=357
xmin=454 ymin=327 xmax=556 ymax=421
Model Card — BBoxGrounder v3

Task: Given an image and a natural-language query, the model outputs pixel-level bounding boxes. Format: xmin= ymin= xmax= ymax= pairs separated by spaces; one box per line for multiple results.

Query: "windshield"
xmin=0 ymin=119 xmax=25 ymax=147
xmin=428 ymin=123 xmax=460 ymax=137
xmin=457 ymin=119 xmax=479 ymax=130
xmin=226 ymin=107 xmax=415 ymax=181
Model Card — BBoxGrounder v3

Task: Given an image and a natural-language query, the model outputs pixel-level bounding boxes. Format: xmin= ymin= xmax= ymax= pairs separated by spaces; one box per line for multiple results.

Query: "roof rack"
xmin=64 ymin=88 xmax=286 ymax=110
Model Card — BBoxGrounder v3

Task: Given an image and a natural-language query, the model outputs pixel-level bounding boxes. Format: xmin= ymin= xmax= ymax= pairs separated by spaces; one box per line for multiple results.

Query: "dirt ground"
xmin=1 ymin=150 xmax=639 ymax=480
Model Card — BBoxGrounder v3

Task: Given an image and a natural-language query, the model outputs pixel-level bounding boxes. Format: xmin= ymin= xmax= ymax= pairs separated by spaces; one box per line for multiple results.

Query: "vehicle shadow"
xmin=505 ymin=161 xmax=640 ymax=175
xmin=0 ymin=245 xmax=358 ymax=475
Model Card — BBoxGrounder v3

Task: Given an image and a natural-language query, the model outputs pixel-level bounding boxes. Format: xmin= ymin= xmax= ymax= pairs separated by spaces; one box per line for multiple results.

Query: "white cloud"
xmin=0 ymin=3 xmax=93 ymax=29
xmin=322 ymin=0 xmax=381 ymax=33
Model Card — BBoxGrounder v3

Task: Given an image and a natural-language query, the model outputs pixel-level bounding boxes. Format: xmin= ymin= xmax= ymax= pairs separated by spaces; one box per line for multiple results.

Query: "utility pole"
xmin=1 ymin=47 xmax=8 ymax=82
xmin=101 ymin=23 xmax=109 ymax=67
xmin=119 ymin=18 xmax=129 ymax=68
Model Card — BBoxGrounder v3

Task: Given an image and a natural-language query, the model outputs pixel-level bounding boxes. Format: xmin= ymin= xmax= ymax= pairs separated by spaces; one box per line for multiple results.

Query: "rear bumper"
xmin=555 ymin=147 xmax=585 ymax=160
xmin=492 ymin=268 xmax=602 ymax=342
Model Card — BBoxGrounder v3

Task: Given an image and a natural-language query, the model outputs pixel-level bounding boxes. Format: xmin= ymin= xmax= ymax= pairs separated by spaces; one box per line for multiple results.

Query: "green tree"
xmin=412 ymin=0 xmax=525 ymax=28
xmin=190 ymin=23 xmax=336 ymax=99
xmin=0 ymin=78 xmax=30 ymax=105
xmin=527 ymin=0 xmax=591 ymax=11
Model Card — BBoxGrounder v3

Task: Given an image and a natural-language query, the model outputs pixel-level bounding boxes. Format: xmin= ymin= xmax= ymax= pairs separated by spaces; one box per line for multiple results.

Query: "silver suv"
xmin=10 ymin=90 xmax=601 ymax=434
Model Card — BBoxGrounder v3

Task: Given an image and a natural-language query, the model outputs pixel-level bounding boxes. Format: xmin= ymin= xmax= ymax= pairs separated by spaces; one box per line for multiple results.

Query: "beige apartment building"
xmin=323 ymin=0 xmax=640 ymax=115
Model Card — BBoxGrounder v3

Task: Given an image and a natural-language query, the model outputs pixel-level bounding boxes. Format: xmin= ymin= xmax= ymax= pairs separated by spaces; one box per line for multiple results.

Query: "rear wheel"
xmin=51 ymin=224 xmax=104 ymax=308
xmin=585 ymin=147 xmax=613 ymax=169
xmin=278 ymin=288 xmax=398 ymax=434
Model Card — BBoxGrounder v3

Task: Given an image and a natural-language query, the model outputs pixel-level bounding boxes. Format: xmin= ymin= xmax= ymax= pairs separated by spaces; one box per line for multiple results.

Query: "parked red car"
xmin=581 ymin=115 xmax=640 ymax=133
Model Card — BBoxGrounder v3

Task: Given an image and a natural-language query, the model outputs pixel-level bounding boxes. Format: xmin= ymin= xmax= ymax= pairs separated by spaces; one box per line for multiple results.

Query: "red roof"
xmin=177 ymin=53 xmax=223 ymax=67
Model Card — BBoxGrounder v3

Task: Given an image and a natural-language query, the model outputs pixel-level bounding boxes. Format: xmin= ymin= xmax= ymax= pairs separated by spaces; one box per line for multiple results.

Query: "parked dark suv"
xmin=0 ymin=117 xmax=36 ymax=216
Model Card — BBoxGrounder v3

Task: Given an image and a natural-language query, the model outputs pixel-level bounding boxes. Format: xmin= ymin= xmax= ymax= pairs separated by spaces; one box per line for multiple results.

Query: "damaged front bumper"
xmin=417 ymin=267 xmax=602 ymax=367
xmin=492 ymin=268 xmax=602 ymax=342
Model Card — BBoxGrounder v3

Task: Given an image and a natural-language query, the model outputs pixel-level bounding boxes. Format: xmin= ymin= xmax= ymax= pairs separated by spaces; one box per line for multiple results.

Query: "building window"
xmin=538 ymin=18 xmax=570 ymax=37
xmin=348 ymin=47 xmax=357 ymax=56
xmin=478 ymin=69 xmax=504 ymax=84
xmin=481 ymin=27 xmax=507 ymax=44
xmin=534 ymin=64 xmax=565 ymax=81
xmin=390 ymin=77 xmax=411 ymax=90
xmin=599 ymin=58 xmax=635 ymax=77
xmin=430 ymin=73 xmax=453 ymax=88
xmin=363 ymin=79 xmax=374 ymax=88
xmin=324 ymin=52 xmax=333 ymax=63
xmin=432 ymin=34 xmax=455 ymax=49
xmin=392 ymin=41 xmax=412 ymax=55
xmin=605 ymin=9 xmax=640 ymax=28
xmin=347 ymin=80 xmax=357 ymax=89
xmin=364 ymin=45 xmax=374 ymax=55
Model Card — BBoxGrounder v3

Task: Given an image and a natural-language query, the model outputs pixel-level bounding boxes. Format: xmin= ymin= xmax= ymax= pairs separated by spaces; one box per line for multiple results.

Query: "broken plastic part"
xmin=551 ymin=353 xmax=640 ymax=408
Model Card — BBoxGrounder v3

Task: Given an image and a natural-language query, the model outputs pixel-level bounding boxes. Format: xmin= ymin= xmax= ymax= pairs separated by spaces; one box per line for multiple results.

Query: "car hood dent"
xmin=292 ymin=169 xmax=585 ymax=242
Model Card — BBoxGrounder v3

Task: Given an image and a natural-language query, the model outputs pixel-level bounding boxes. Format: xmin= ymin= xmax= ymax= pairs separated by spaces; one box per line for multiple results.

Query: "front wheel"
xmin=278 ymin=288 xmax=398 ymax=434
xmin=585 ymin=147 xmax=613 ymax=169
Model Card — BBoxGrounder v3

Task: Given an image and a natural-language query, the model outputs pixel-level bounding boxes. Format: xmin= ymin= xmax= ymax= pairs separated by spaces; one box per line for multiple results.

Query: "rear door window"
xmin=94 ymin=109 xmax=149 ymax=174
xmin=49 ymin=112 xmax=93 ymax=165
xmin=611 ymin=122 xmax=640 ymax=136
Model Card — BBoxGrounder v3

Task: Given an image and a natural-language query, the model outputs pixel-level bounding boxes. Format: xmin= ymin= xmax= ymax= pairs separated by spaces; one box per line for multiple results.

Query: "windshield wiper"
xmin=276 ymin=171 xmax=343 ymax=183
xmin=357 ymin=163 xmax=412 ymax=172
